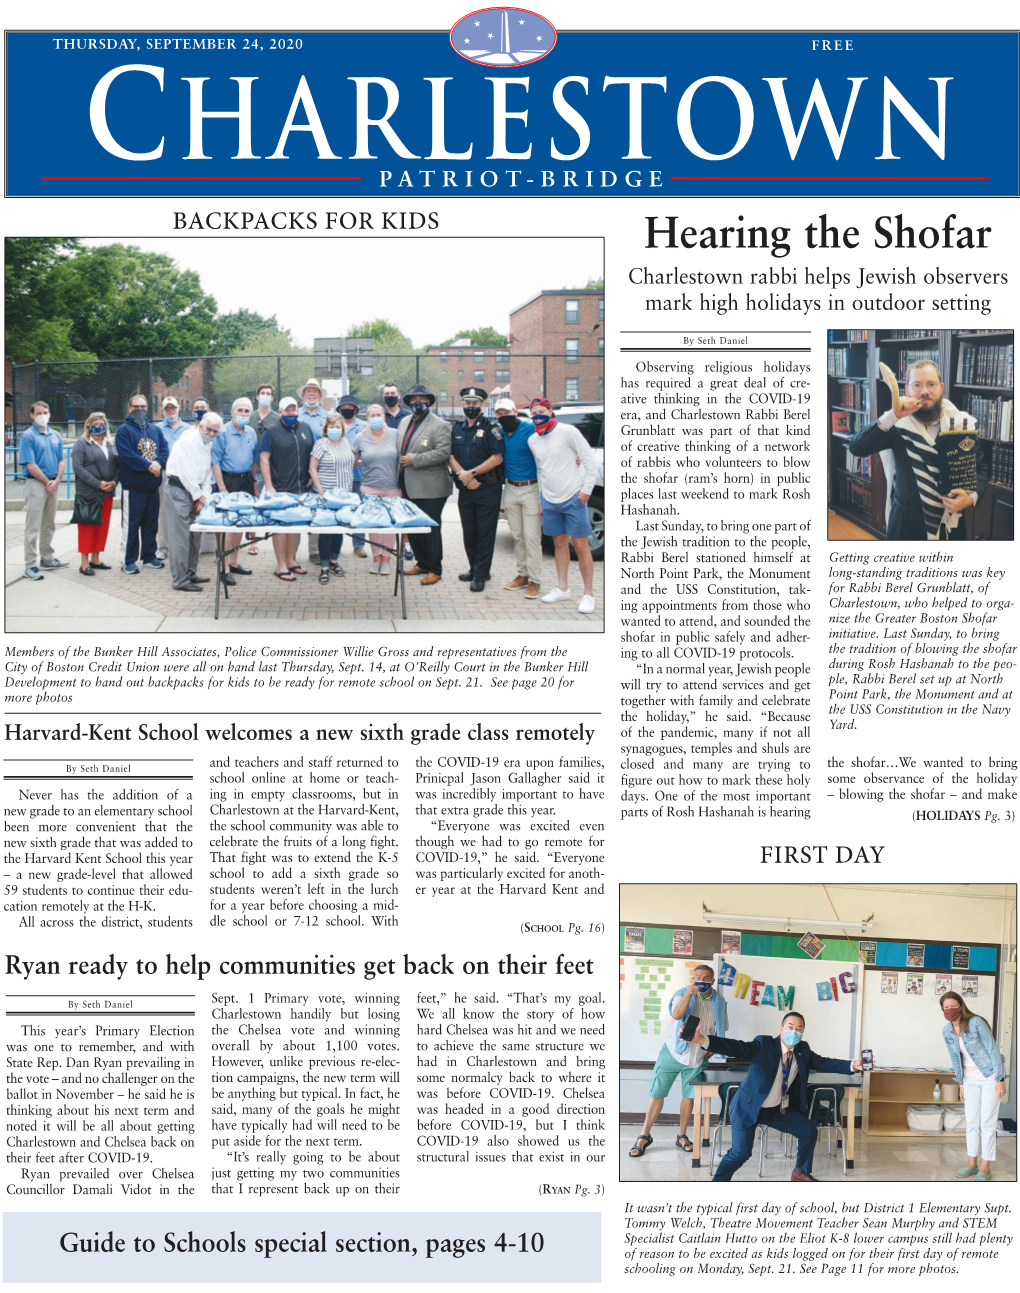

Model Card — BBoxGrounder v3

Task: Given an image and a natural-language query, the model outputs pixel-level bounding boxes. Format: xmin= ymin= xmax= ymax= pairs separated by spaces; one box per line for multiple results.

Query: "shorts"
xmin=647 ymin=1044 xmax=707 ymax=1100
xmin=540 ymin=492 xmax=593 ymax=539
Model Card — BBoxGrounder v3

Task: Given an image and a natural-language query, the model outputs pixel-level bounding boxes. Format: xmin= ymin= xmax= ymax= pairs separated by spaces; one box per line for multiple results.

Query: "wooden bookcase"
xmin=827 ymin=329 xmax=1014 ymax=541
xmin=863 ymin=1069 xmax=965 ymax=1139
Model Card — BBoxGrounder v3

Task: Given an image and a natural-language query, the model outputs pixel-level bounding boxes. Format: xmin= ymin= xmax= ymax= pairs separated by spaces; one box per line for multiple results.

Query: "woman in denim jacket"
xmin=941 ymin=991 xmax=1006 ymax=1181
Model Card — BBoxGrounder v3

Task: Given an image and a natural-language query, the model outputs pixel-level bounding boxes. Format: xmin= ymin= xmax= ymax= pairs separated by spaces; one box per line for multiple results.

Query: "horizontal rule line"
xmin=42 ymin=176 xmax=363 ymax=182
xmin=669 ymin=175 xmax=990 ymax=181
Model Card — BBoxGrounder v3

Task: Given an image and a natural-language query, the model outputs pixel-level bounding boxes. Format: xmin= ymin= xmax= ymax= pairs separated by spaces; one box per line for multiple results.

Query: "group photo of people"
xmin=6 ymin=235 xmax=606 ymax=631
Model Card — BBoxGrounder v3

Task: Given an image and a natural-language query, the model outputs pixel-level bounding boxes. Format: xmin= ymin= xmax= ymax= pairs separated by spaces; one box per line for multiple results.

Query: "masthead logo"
xmin=450 ymin=8 xmax=558 ymax=66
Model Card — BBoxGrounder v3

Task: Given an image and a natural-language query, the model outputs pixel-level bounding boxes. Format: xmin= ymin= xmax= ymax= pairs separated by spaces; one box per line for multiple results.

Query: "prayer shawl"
xmin=891 ymin=399 xmax=965 ymax=541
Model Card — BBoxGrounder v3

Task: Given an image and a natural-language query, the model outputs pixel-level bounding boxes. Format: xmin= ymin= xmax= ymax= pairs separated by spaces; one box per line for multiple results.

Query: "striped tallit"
xmin=892 ymin=403 xmax=961 ymax=541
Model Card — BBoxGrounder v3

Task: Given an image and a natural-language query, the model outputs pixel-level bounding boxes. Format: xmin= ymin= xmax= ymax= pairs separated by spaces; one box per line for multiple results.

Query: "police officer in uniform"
xmin=449 ymin=386 xmax=504 ymax=592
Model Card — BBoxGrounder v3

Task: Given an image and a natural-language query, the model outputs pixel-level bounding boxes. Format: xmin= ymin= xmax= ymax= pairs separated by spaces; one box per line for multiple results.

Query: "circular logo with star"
xmin=450 ymin=7 xmax=558 ymax=66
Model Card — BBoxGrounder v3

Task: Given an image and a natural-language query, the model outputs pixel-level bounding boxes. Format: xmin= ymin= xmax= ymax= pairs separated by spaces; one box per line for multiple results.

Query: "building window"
xmin=597 ymin=377 xmax=604 ymax=400
xmin=598 ymin=298 xmax=604 ymax=320
xmin=496 ymin=349 xmax=509 ymax=362
xmin=474 ymin=370 xmax=486 ymax=382
xmin=184 ymin=375 xmax=189 ymax=390
xmin=474 ymin=351 xmax=485 ymax=363
xmin=458 ymin=370 xmax=463 ymax=379
xmin=565 ymin=378 xmax=579 ymax=401
xmin=598 ymin=337 xmax=605 ymax=357
xmin=565 ymin=339 xmax=579 ymax=364
xmin=565 ymin=299 xmax=579 ymax=323
xmin=439 ymin=352 xmax=447 ymax=363
xmin=440 ymin=391 xmax=447 ymax=402
xmin=495 ymin=369 xmax=510 ymax=382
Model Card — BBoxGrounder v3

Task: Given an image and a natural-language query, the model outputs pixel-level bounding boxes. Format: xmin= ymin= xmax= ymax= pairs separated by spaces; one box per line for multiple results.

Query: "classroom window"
xmin=565 ymin=377 xmax=580 ymax=401
xmin=565 ymin=299 xmax=579 ymax=323
xmin=565 ymin=339 xmax=580 ymax=363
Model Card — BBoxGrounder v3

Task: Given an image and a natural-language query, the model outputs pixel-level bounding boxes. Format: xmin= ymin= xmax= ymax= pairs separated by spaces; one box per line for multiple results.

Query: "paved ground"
xmin=5 ymin=506 xmax=604 ymax=634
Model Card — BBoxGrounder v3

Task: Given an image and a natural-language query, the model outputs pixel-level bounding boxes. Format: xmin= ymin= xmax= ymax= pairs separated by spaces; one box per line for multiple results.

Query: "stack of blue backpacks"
xmin=196 ymin=489 xmax=437 ymax=529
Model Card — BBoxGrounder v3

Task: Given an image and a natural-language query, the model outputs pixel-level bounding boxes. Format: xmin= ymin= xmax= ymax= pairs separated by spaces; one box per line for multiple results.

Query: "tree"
xmin=213 ymin=308 xmax=285 ymax=355
xmin=345 ymin=318 xmax=417 ymax=354
xmin=63 ymin=244 xmax=219 ymax=382
xmin=4 ymin=238 xmax=95 ymax=361
xmin=439 ymin=326 xmax=508 ymax=347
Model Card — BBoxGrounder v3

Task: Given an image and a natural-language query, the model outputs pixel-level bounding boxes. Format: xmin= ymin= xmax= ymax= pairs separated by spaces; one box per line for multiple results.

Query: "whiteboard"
xmin=620 ymin=957 xmax=702 ymax=1062
xmin=861 ymin=968 xmax=980 ymax=1069
xmin=712 ymin=952 xmax=859 ymax=1063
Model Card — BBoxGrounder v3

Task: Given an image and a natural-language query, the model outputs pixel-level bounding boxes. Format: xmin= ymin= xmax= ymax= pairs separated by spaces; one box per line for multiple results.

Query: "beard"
xmin=914 ymin=395 xmax=942 ymax=423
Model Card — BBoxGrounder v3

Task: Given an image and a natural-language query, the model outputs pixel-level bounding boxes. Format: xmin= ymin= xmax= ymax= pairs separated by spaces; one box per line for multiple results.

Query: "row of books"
xmin=833 ymin=472 xmax=872 ymax=512
xmin=888 ymin=347 xmax=938 ymax=381
xmin=828 ymin=330 xmax=868 ymax=342
xmin=835 ymin=444 xmax=872 ymax=476
xmin=955 ymin=342 xmax=1014 ymax=388
xmin=827 ymin=349 xmax=856 ymax=376
xmin=886 ymin=330 xmax=934 ymax=340
xmin=989 ymin=442 xmax=1014 ymax=488
xmin=964 ymin=395 xmax=1013 ymax=442
xmin=835 ymin=380 xmax=869 ymax=411
xmin=831 ymin=409 xmax=868 ymax=435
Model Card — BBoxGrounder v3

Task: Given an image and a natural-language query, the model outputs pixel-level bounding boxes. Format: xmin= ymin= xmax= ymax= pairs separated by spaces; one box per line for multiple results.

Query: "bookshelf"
xmin=862 ymin=1070 xmax=966 ymax=1139
xmin=827 ymin=329 xmax=1014 ymax=540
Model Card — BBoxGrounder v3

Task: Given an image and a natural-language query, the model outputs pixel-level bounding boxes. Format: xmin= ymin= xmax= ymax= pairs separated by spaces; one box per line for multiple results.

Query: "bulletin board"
xmin=860 ymin=968 xmax=998 ymax=1069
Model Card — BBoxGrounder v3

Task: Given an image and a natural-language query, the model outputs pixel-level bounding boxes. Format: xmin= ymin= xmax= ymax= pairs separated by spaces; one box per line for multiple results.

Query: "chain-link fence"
xmin=7 ymin=351 xmax=604 ymax=475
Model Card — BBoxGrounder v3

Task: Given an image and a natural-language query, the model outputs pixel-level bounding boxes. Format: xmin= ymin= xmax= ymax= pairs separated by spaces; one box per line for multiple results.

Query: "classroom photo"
xmin=620 ymin=883 xmax=1016 ymax=1184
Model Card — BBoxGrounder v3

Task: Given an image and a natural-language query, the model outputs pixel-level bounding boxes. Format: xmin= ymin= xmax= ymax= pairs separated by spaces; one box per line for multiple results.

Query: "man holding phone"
xmin=629 ymin=965 xmax=728 ymax=1158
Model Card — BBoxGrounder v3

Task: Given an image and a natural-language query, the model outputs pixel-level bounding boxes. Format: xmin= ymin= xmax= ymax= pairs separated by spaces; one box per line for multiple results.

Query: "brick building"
xmin=509 ymin=288 xmax=604 ymax=406
xmin=424 ymin=338 xmax=511 ymax=417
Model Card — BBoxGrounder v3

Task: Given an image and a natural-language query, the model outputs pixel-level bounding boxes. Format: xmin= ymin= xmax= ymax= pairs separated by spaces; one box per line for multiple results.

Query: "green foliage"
xmin=5 ymin=238 xmax=95 ymax=361
xmin=345 ymin=318 xmax=417 ymax=353
xmin=438 ymin=326 xmax=508 ymax=347
xmin=213 ymin=308 xmax=284 ymax=354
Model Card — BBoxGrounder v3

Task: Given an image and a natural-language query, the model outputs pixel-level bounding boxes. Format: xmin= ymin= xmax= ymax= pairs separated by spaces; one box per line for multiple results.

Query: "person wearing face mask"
xmin=630 ymin=966 xmax=728 ymax=1160
xmin=252 ymin=383 xmax=278 ymax=436
xmin=163 ymin=412 xmax=221 ymax=593
xmin=190 ymin=397 xmax=210 ymax=424
xmin=154 ymin=396 xmax=187 ymax=561
xmin=940 ymin=992 xmax=1006 ymax=1181
xmin=449 ymin=387 xmax=504 ymax=593
xmin=260 ymin=396 xmax=315 ymax=582
xmin=70 ymin=413 xmax=119 ymax=576
xmin=115 ymin=394 xmax=169 ymax=575
xmin=296 ymin=379 xmax=330 ymax=565
xmin=310 ymin=415 xmax=356 ymax=582
xmin=693 ymin=1012 xmax=863 ymax=1182
xmin=336 ymin=395 xmax=368 ymax=558
xmin=494 ymin=397 xmax=541 ymax=599
xmin=210 ymin=397 xmax=260 ymax=586
xmin=382 ymin=385 xmax=415 ymax=562
xmin=20 ymin=400 xmax=69 ymax=581
xmin=397 ymin=385 xmax=452 ymax=586
xmin=352 ymin=404 xmax=401 ymax=575
xmin=528 ymin=399 xmax=598 ymax=615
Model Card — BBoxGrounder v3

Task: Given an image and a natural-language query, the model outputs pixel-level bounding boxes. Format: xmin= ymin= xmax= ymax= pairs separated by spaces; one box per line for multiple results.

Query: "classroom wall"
xmin=620 ymin=884 xmax=1014 ymax=946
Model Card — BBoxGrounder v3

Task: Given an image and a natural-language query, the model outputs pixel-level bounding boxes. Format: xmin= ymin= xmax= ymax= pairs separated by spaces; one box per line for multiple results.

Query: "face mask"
xmin=694 ymin=982 xmax=712 ymax=996
xmin=532 ymin=412 xmax=551 ymax=427
xmin=943 ymin=1007 xmax=961 ymax=1021
xmin=165 ymin=411 xmax=179 ymax=421
xmin=497 ymin=416 xmax=517 ymax=431
xmin=235 ymin=415 xmax=250 ymax=427
xmin=384 ymin=396 xmax=400 ymax=408
xmin=464 ymin=406 xmax=481 ymax=419
xmin=33 ymin=413 xmax=50 ymax=428
xmin=369 ymin=417 xmax=385 ymax=431
xmin=304 ymin=397 xmax=320 ymax=409
xmin=782 ymin=1030 xmax=802 ymax=1048
xmin=340 ymin=408 xmax=357 ymax=421
xmin=130 ymin=409 xmax=147 ymax=426
xmin=281 ymin=414 xmax=298 ymax=428
xmin=92 ymin=426 xmax=107 ymax=436
xmin=327 ymin=427 xmax=344 ymax=441
xmin=258 ymin=394 xmax=272 ymax=408
xmin=193 ymin=410 xmax=208 ymax=422
xmin=200 ymin=431 xmax=217 ymax=445
xmin=412 ymin=401 xmax=429 ymax=416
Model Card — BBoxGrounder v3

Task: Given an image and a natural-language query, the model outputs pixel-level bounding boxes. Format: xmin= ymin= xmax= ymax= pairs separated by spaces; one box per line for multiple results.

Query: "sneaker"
xmin=956 ymin=1166 xmax=979 ymax=1178
xmin=141 ymin=557 xmax=165 ymax=569
xmin=354 ymin=547 xmax=369 ymax=558
xmin=524 ymin=581 xmax=541 ymax=599
xmin=578 ymin=595 xmax=596 ymax=615
xmin=23 ymin=566 xmax=44 ymax=581
xmin=541 ymin=587 xmax=571 ymax=604
xmin=155 ymin=549 xmax=168 ymax=561
xmin=122 ymin=564 xmax=139 ymax=575
xmin=505 ymin=575 xmax=529 ymax=590
xmin=369 ymin=561 xmax=385 ymax=575
xmin=973 ymin=1171 xmax=993 ymax=1181
xmin=40 ymin=558 xmax=69 ymax=569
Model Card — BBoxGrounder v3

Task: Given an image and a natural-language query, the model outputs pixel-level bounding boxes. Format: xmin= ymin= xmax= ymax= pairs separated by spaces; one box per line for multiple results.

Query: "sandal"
xmin=319 ymin=570 xmax=330 ymax=584
xmin=329 ymin=562 xmax=340 ymax=574
xmin=248 ymin=544 xmax=259 ymax=555
xmin=629 ymin=1135 xmax=653 ymax=1158
xmin=273 ymin=570 xmax=296 ymax=582
xmin=676 ymin=1135 xmax=694 ymax=1152
xmin=288 ymin=565 xmax=307 ymax=576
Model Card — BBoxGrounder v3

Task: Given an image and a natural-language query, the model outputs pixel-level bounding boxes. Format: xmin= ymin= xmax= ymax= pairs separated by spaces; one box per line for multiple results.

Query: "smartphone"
xmin=680 ymin=1015 xmax=700 ymax=1042
xmin=861 ymin=1049 xmax=874 ymax=1072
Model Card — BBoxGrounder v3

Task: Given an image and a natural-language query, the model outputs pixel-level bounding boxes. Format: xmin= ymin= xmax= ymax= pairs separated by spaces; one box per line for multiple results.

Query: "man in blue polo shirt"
xmin=494 ymin=397 xmax=541 ymax=599
xmin=211 ymin=396 xmax=260 ymax=586
xmin=20 ymin=400 xmax=69 ymax=580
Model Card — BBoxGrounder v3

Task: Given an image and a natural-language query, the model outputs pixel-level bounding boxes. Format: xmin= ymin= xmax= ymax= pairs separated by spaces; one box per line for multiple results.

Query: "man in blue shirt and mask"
xmin=155 ymin=396 xmax=186 ymax=561
xmin=693 ymin=1012 xmax=862 ymax=1181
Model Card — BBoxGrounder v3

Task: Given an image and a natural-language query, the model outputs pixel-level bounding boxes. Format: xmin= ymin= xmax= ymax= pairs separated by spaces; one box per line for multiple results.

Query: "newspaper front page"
xmin=2 ymin=2 xmax=1018 ymax=1290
